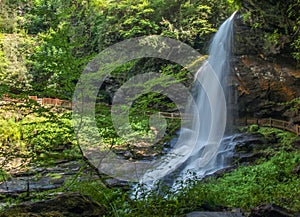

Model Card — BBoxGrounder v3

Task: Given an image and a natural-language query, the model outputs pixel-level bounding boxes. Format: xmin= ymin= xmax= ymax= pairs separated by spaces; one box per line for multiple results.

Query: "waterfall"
xmin=133 ymin=11 xmax=238 ymax=197
xmin=172 ymin=11 xmax=238 ymax=182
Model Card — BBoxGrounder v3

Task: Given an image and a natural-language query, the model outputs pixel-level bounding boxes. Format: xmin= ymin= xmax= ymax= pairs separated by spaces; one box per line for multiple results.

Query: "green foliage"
xmin=22 ymin=116 xmax=76 ymax=153
xmin=0 ymin=1 xmax=299 ymax=215
xmin=0 ymin=0 xmax=237 ymax=98
xmin=187 ymin=151 xmax=300 ymax=211
xmin=28 ymin=0 xmax=99 ymax=99
xmin=239 ymin=0 xmax=300 ymax=63
xmin=248 ymin=124 xmax=259 ymax=132
xmin=65 ymin=179 xmax=132 ymax=217
xmin=53 ymin=151 xmax=300 ymax=216
xmin=160 ymin=3 xmax=216 ymax=46
xmin=256 ymin=127 xmax=298 ymax=147
xmin=244 ymin=125 xmax=298 ymax=148
xmin=0 ymin=103 xmax=77 ymax=173
xmin=31 ymin=25 xmax=88 ymax=99
xmin=96 ymin=0 xmax=232 ymax=50
xmin=0 ymin=169 xmax=10 ymax=182
xmin=278 ymin=97 xmax=300 ymax=112
xmin=95 ymin=0 xmax=160 ymax=48
xmin=0 ymin=33 xmax=9 ymax=93
xmin=227 ymin=0 xmax=242 ymax=10
xmin=95 ymin=106 xmax=124 ymax=146
xmin=0 ymin=33 xmax=34 ymax=93
xmin=0 ymin=0 xmax=23 ymax=33
xmin=0 ymin=118 xmax=29 ymax=159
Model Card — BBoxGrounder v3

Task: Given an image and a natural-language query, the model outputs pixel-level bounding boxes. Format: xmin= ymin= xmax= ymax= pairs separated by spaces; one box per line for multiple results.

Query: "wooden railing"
xmin=236 ymin=118 xmax=300 ymax=136
xmin=157 ymin=112 xmax=300 ymax=136
xmin=29 ymin=96 xmax=72 ymax=108
xmin=2 ymin=96 xmax=299 ymax=136
xmin=1 ymin=95 xmax=72 ymax=109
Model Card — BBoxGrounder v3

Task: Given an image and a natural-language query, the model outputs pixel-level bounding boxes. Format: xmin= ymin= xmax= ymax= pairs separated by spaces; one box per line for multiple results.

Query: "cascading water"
xmin=171 ymin=11 xmax=238 ymax=183
xmin=133 ymin=11 xmax=238 ymax=196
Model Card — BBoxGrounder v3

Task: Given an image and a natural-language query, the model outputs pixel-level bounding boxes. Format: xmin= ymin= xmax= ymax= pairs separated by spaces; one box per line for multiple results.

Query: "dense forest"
xmin=0 ymin=0 xmax=300 ymax=216
xmin=0 ymin=0 xmax=299 ymax=98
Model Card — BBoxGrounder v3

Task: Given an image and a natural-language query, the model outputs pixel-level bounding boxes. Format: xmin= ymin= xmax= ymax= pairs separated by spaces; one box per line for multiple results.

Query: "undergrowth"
xmin=1 ymin=103 xmax=299 ymax=216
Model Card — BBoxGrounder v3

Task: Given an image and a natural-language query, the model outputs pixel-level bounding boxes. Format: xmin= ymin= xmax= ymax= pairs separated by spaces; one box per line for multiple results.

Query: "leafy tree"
xmin=237 ymin=0 xmax=300 ymax=63
xmin=29 ymin=0 xmax=100 ymax=99
xmin=0 ymin=0 xmax=34 ymax=33
xmin=31 ymin=24 xmax=86 ymax=99
xmin=95 ymin=0 xmax=232 ymax=50
xmin=94 ymin=0 xmax=160 ymax=50
xmin=0 ymin=33 xmax=34 ymax=93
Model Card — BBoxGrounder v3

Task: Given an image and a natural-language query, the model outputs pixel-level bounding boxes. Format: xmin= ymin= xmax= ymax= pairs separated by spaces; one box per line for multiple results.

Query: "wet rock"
xmin=249 ymin=204 xmax=295 ymax=217
xmin=232 ymin=133 xmax=268 ymax=164
xmin=0 ymin=192 xmax=106 ymax=217
xmin=204 ymin=166 xmax=238 ymax=180
xmin=103 ymin=178 xmax=130 ymax=190
xmin=233 ymin=133 xmax=267 ymax=152
xmin=233 ymin=152 xmax=265 ymax=164
xmin=232 ymin=1 xmax=300 ymax=120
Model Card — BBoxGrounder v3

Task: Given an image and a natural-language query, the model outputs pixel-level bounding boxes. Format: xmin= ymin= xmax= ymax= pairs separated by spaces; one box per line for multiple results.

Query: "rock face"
xmin=229 ymin=7 xmax=300 ymax=122
xmin=232 ymin=133 xmax=268 ymax=165
xmin=0 ymin=193 xmax=106 ymax=217
xmin=202 ymin=2 xmax=299 ymax=123
xmin=232 ymin=54 xmax=300 ymax=120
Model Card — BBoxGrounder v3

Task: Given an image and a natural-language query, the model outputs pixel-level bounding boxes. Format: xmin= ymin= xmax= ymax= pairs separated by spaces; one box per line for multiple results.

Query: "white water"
xmin=133 ymin=12 xmax=238 ymax=197
xmin=172 ymin=11 xmax=238 ymax=183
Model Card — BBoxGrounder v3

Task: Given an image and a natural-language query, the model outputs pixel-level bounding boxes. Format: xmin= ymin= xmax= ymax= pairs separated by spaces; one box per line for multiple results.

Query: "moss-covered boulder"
xmin=0 ymin=192 xmax=106 ymax=217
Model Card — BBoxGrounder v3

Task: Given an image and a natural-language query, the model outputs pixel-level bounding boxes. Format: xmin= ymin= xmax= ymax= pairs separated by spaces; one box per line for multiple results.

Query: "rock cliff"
xmin=231 ymin=4 xmax=300 ymax=123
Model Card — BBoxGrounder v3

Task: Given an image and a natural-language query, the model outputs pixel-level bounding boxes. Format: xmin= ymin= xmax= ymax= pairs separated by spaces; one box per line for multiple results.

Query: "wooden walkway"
xmin=1 ymin=95 xmax=72 ymax=109
xmin=29 ymin=96 xmax=72 ymax=108
xmin=2 ymin=95 xmax=299 ymax=136
xmin=157 ymin=112 xmax=300 ymax=136
xmin=236 ymin=118 xmax=300 ymax=136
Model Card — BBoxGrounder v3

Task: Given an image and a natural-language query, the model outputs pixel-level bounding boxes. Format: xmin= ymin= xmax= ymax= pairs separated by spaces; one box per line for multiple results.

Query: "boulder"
xmin=232 ymin=133 xmax=268 ymax=164
xmin=249 ymin=204 xmax=295 ymax=217
xmin=0 ymin=192 xmax=106 ymax=217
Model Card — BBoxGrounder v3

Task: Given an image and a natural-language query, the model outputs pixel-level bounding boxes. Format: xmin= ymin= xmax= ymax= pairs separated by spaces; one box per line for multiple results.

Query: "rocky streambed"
xmin=0 ymin=131 xmax=299 ymax=216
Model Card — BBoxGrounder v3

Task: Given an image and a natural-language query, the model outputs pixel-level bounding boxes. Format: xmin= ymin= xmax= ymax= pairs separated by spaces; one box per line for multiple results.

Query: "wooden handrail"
xmin=2 ymin=95 xmax=299 ymax=136
xmin=2 ymin=95 xmax=72 ymax=109
xmin=237 ymin=118 xmax=300 ymax=136
xmin=157 ymin=112 xmax=300 ymax=136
